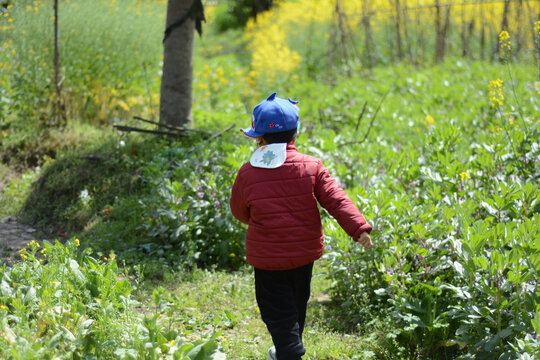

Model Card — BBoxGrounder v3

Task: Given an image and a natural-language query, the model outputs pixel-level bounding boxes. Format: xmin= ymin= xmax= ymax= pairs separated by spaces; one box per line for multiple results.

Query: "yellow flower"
xmin=74 ymin=238 xmax=80 ymax=247
xmin=498 ymin=31 xmax=511 ymax=52
xmin=488 ymin=79 xmax=504 ymax=107
xmin=116 ymin=100 xmax=130 ymax=111
xmin=459 ymin=172 xmax=470 ymax=181
xmin=127 ymin=96 xmax=139 ymax=107
xmin=535 ymin=21 xmax=540 ymax=36
xmin=425 ymin=115 xmax=435 ymax=126
xmin=0 ymin=305 xmax=8 ymax=311
xmin=28 ymin=240 xmax=39 ymax=248
xmin=168 ymin=340 xmax=176 ymax=347
xmin=7 ymin=18 xmax=13 ymax=23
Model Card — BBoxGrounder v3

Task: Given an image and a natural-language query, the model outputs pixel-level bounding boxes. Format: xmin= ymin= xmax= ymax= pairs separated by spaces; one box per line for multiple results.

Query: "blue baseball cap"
xmin=241 ymin=92 xmax=299 ymax=138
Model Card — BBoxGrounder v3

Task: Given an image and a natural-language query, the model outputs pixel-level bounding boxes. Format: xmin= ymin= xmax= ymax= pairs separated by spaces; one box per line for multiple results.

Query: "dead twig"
xmin=354 ymin=101 xmax=368 ymax=138
xmin=134 ymin=116 xmax=194 ymax=133
xmin=79 ymin=155 xmax=108 ymax=161
xmin=207 ymin=123 xmax=236 ymax=140
xmin=113 ymin=125 xmax=188 ymax=137
xmin=187 ymin=124 xmax=236 ymax=154
xmin=339 ymin=87 xmax=392 ymax=147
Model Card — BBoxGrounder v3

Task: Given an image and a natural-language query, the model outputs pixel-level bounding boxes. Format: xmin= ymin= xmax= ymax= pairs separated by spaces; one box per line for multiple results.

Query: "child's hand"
xmin=357 ymin=232 xmax=372 ymax=250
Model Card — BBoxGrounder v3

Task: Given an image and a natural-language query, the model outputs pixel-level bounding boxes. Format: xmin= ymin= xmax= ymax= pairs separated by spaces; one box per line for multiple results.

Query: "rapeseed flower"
xmin=459 ymin=172 xmax=471 ymax=181
xmin=27 ymin=240 xmax=40 ymax=248
xmin=488 ymin=79 xmax=504 ymax=107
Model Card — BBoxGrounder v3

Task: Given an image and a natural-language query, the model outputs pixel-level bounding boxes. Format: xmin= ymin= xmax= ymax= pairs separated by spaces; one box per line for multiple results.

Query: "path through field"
xmin=0 ymin=217 xmax=41 ymax=264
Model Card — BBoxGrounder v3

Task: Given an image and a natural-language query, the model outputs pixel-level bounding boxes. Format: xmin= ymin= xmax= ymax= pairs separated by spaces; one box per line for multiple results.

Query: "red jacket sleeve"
xmin=314 ymin=160 xmax=372 ymax=240
xmin=230 ymin=169 xmax=250 ymax=224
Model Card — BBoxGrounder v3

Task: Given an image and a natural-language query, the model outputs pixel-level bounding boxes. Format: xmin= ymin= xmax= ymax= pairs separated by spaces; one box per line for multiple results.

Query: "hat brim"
xmin=240 ymin=127 xmax=264 ymax=138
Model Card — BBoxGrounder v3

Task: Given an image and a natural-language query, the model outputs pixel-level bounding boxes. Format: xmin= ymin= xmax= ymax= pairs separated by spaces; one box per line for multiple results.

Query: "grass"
xmin=1 ymin=0 xmax=538 ymax=358
xmin=134 ymin=261 xmax=395 ymax=360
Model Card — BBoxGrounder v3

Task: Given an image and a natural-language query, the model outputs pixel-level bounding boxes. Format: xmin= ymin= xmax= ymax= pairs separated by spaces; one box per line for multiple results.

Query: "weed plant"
xmin=317 ymin=67 xmax=539 ymax=358
xmin=0 ymin=238 xmax=224 ymax=359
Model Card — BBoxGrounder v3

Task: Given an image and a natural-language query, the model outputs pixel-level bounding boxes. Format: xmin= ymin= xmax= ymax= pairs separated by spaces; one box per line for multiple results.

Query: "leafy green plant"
xmin=0 ymin=238 xmax=225 ymax=359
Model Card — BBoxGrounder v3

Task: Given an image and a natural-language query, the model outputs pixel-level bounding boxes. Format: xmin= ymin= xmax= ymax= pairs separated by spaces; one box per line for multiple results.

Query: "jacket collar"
xmin=286 ymin=143 xmax=298 ymax=152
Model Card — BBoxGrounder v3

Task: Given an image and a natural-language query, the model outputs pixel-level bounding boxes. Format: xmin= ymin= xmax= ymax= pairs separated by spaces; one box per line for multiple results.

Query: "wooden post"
xmin=394 ymin=0 xmax=403 ymax=60
xmin=361 ymin=0 xmax=375 ymax=68
xmin=417 ymin=4 xmax=425 ymax=62
xmin=53 ymin=0 xmax=65 ymax=127
xmin=480 ymin=4 xmax=486 ymax=59
xmin=435 ymin=0 xmax=442 ymax=62
xmin=461 ymin=3 xmax=466 ymax=56
xmin=402 ymin=2 xmax=413 ymax=62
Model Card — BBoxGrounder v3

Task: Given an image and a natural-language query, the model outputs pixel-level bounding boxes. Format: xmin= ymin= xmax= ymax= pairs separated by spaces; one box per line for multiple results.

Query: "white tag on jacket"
xmin=250 ymin=143 xmax=287 ymax=169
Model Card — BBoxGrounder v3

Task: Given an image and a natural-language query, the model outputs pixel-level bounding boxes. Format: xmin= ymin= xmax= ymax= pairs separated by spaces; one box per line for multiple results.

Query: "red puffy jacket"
xmin=230 ymin=144 xmax=372 ymax=270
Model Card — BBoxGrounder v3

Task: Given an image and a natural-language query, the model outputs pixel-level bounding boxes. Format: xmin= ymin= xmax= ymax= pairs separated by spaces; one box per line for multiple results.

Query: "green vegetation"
xmin=0 ymin=239 xmax=225 ymax=359
xmin=1 ymin=0 xmax=539 ymax=359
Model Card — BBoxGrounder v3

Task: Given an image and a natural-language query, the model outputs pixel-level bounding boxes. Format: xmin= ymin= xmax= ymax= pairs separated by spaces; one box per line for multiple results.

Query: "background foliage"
xmin=0 ymin=0 xmax=539 ymax=359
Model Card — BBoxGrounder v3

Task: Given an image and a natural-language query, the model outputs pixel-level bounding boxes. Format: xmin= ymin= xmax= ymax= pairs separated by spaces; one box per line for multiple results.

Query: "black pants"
xmin=254 ymin=262 xmax=314 ymax=360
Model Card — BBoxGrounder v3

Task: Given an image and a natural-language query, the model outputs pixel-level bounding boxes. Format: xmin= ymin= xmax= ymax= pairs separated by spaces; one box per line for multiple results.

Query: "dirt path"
xmin=0 ymin=217 xmax=42 ymax=264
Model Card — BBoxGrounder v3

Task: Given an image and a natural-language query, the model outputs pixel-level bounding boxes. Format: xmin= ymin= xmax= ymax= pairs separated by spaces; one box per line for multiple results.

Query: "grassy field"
xmin=0 ymin=0 xmax=539 ymax=359
xmin=138 ymin=262 xmax=387 ymax=360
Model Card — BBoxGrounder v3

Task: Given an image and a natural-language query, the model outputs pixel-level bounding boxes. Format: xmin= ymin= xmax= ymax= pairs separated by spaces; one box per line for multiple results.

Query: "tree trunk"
xmin=515 ymin=0 xmax=523 ymax=55
xmin=435 ymin=1 xmax=450 ymax=63
xmin=160 ymin=0 xmax=194 ymax=128
xmin=252 ymin=0 xmax=273 ymax=19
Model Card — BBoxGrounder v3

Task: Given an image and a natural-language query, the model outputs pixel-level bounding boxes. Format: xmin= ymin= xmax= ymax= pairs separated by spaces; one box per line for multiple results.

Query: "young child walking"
xmin=230 ymin=92 xmax=373 ymax=360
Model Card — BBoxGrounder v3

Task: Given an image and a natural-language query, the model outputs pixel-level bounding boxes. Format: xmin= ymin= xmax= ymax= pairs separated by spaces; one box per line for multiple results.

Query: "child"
xmin=230 ymin=92 xmax=372 ymax=360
